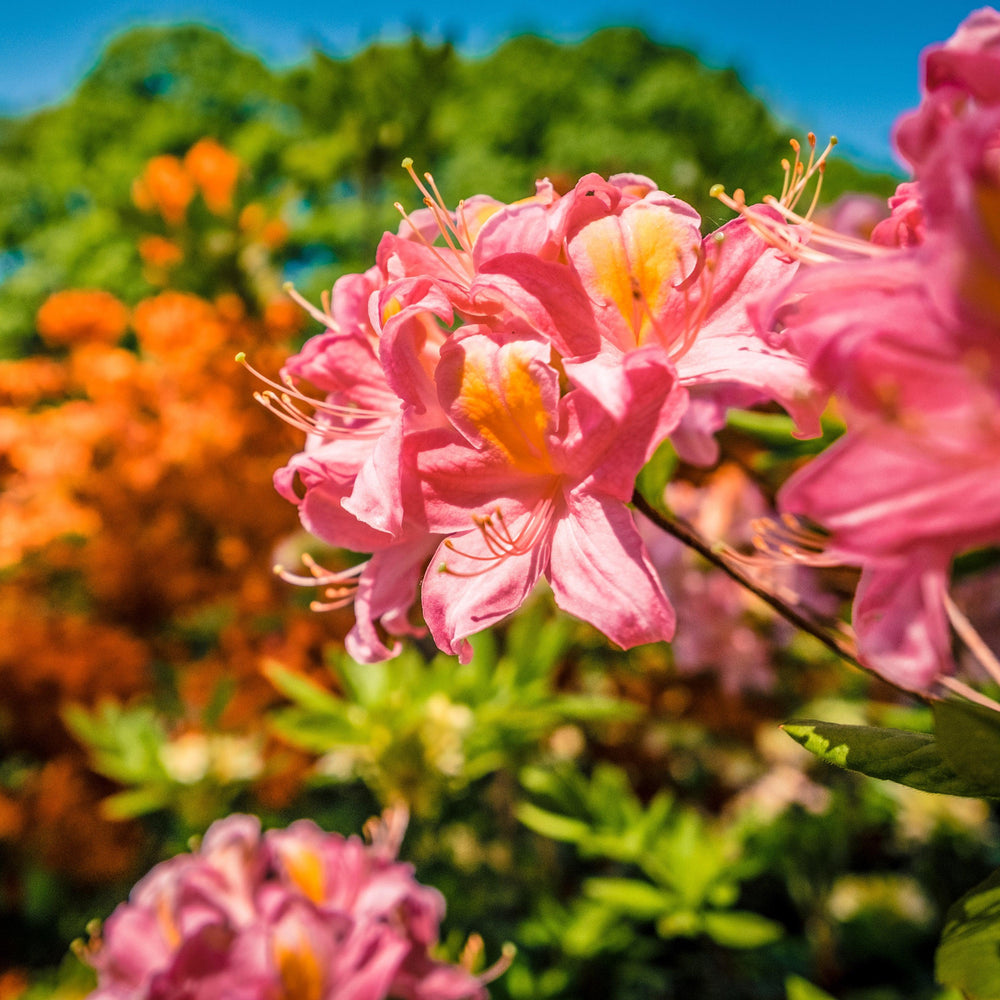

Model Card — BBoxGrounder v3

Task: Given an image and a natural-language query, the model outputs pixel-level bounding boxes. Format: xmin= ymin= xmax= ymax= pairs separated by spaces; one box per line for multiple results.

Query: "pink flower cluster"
xmin=751 ymin=7 xmax=1000 ymax=691
xmin=82 ymin=810 xmax=495 ymax=1000
xmin=259 ymin=164 xmax=815 ymax=663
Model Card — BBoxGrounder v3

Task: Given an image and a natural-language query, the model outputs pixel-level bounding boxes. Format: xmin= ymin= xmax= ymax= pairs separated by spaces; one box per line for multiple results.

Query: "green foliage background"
xmin=0 ymin=23 xmax=897 ymax=358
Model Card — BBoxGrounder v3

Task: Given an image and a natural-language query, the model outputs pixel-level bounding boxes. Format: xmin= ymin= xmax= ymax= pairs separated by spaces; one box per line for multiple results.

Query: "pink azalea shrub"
xmin=81 ymin=809 xmax=495 ymax=1000
xmin=259 ymin=167 xmax=818 ymax=663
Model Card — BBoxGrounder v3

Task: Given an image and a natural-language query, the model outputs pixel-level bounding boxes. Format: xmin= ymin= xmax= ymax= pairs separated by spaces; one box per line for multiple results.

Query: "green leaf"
xmin=702 ymin=911 xmax=783 ymax=949
xmin=101 ymin=786 xmax=171 ymax=820
xmin=782 ymin=720 xmax=1000 ymax=797
xmin=785 ymin=974 xmax=837 ymax=1000
xmin=262 ymin=661 xmax=344 ymax=715
xmin=516 ymin=801 xmax=592 ymax=845
xmin=583 ymin=877 xmax=675 ymax=919
xmin=635 ymin=438 xmax=677 ymax=514
xmin=934 ymin=699 xmax=1000 ymax=797
xmin=936 ymin=866 xmax=1000 ymax=999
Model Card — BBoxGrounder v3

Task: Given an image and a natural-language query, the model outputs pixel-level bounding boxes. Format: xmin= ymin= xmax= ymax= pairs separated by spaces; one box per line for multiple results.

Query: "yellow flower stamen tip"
xmin=282 ymin=280 xmax=294 ymax=292
xmin=709 ymin=183 xmax=725 ymax=198
xmin=401 ymin=156 xmax=414 ymax=169
xmin=234 ymin=351 xmax=247 ymax=364
xmin=829 ymin=135 xmax=839 ymax=146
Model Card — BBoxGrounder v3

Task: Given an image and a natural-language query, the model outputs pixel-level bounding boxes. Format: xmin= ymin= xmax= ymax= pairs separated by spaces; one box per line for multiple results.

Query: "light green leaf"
xmin=785 ymin=974 xmax=837 ymax=1000
xmin=516 ymin=801 xmax=591 ymax=845
xmin=782 ymin=720 xmax=999 ymax=797
xmin=583 ymin=877 xmax=675 ymax=919
xmin=936 ymin=866 xmax=1000 ymax=999
xmin=635 ymin=438 xmax=677 ymax=514
xmin=702 ymin=911 xmax=783 ymax=949
xmin=101 ymin=786 xmax=171 ymax=820
xmin=262 ymin=661 xmax=344 ymax=715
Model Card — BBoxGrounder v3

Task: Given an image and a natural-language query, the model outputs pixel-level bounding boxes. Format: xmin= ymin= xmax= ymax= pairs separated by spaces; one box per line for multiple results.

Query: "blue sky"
xmin=0 ymin=1 xmax=986 ymax=169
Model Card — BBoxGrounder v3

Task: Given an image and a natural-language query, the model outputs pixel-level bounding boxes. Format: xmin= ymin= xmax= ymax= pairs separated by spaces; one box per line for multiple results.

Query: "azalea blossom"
xmin=409 ymin=329 xmax=684 ymax=662
xmin=730 ymin=9 xmax=1000 ymax=691
xmin=258 ymin=162 xmax=819 ymax=661
xmin=81 ymin=809 xmax=504 ymax=1000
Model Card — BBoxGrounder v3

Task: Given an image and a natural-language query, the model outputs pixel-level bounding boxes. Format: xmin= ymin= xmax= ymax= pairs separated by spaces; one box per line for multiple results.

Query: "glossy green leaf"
xmin=933 ymin=699 xmax=1000 ymax=797
xmin=936 ymin=866 xmax=1000 ymax=999
xmin=782 ymin=720 xmax=1000 ymax=797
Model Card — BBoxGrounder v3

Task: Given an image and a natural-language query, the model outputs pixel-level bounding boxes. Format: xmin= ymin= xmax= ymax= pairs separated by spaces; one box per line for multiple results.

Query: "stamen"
xmin=944 ymin=592 xmax=1000 ymax=687
xmin=936 ymin=674 xmax=1000 ymax=713
xmin=282 ymin=281 xmax=335 ymax=327
xmin=750 ymin=513 xmax=843 ymax=567
xmin=393 ymin=200 xmax=475 ymax=286
xmin=451 ymin=932 xmax=517 ymax=988
xmin=710 ymin=136 xmax=894 ymax=265
xmin=439 ymin=500 xmax=554 ymax=577
xmin=237 ymin=353 xmax=391 ymax=438
xmin=274 ymin=554 xmax=367 ymax=612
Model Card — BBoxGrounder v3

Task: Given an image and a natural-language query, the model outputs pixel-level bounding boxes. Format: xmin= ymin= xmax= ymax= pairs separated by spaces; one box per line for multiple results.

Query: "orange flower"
xmin=139 ymin=234 xmax=184 ymax=269
xmin=264 ymin=297 xmax=306 ymax=336
xmin=184 ymin=138 xmax=241 ymax=215
xmin=0 ymin=357 xmax=66 ymax=406
xmin=260 ymin=217 xmax=290 ymax=249
xmin=132 ymin=291 xmax=227 ymax=362
xmin=35 ymin=289 xmax=129 ymax=348
xmin=133 ymin=154 xmax=195 ymax=225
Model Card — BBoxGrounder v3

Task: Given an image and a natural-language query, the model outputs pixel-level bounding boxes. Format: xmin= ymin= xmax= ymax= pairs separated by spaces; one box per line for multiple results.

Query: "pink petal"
xmin=547 ymin=490 xmax=675 ymax=648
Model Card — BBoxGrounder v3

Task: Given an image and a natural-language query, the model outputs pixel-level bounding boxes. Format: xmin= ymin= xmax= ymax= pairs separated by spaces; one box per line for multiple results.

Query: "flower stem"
xmin=632 ymin=490 xmax=862 ymax=669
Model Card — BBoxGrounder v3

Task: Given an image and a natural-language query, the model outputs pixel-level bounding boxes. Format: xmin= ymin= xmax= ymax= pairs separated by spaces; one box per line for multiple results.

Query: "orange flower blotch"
xmin=184 ymin=138 xmax=241 ymax=215
xmin=133 ymin=154 xmax=195 ymax=225
xmin=36 ymin=289 xmax=129 ymax=348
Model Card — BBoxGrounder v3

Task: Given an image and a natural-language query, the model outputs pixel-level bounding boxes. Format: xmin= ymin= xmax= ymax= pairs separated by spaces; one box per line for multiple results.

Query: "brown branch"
xmin=632 ymin=489 xmax=863 ymax=670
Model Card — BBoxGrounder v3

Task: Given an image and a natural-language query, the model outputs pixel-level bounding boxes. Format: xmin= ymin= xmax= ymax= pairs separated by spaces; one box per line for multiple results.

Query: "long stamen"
xmin=282 ymin=281 xmax=335 ymax=327
xmin=750 ymin=513 xmax=844 ymax=567
xmin=936 ymin=674 xmax=1000 ymax=712
xmin=274 ymin=554 xmax=367 ymax=612
xmin=238 ymin=353 xmax=390 ymax=437
xmin=710 ymin=135 xmax=893 ymax=265
xmin=397 ymin=158 xmax=477 ymax=281
xmin=393 ymin=200 xmax=475 ymax=286
xmin=439 ymin=501 xmax=554 ymax=577
xmin=944 ymin=592 xmax=1000 ymax=687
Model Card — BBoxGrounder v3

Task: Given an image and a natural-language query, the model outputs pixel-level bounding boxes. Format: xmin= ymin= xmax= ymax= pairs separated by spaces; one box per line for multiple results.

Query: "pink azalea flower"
xmin=262 ymin=164 xmax=821 ymax=662
xmin=485 ymin=183 xmax=820 ymax=464
xmin=895 ymin=6 xmax=1000 ymax=172
xmin=409 ymin=329 xmax=685 ymax=662
xmin=82 ymin=810 xmax=502 ymax=1000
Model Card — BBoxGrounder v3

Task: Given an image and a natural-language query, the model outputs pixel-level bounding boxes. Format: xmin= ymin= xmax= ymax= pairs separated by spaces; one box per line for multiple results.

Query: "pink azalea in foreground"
xmin=82 ymin=809 xmax=502 ymax=1000
xmin=741 ymin=7 xmax=1000 ymax=691
xmin=257 ymin=159 xmax=820 ymax=662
